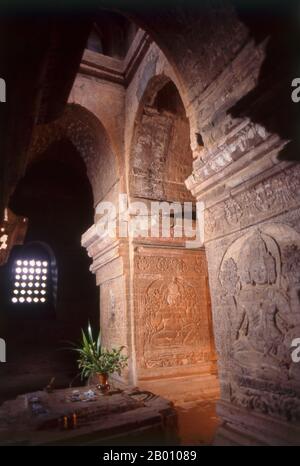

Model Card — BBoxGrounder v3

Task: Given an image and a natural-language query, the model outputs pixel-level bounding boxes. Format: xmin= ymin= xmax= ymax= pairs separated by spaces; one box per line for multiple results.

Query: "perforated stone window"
xmin=11 ymin=258 xmax=49 ymax=304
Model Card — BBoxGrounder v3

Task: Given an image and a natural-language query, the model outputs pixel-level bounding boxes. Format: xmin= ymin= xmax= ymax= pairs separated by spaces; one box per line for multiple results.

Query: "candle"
xmin=72 ymin=413 xmax=77 ymax=428
xmin=63 ymin=416 xmax=68 ymax=429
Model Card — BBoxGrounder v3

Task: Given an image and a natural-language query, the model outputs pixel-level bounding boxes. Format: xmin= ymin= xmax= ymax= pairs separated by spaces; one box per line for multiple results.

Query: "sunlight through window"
xmin=11 ymin=258 xmax=49 ymax=304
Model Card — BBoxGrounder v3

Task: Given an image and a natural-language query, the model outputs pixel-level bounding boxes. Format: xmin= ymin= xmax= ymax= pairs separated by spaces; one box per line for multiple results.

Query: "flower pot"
xmin=96 ymin=373 xmax=110 ymax=394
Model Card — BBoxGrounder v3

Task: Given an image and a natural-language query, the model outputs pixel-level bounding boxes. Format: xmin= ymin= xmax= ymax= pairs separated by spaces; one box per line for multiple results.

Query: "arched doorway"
xmin=0 ymin=135 xmax=99 ymax=402
xmin=18 ymin=103 xmax=127 ymax=388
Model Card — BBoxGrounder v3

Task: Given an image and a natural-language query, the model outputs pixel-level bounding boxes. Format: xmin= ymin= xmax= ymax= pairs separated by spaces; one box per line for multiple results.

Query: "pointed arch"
xmin=28 ymin=104 xmax=119 ymax=206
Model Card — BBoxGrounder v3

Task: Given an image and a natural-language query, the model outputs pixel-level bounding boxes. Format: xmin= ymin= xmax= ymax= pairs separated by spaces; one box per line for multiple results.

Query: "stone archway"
xmin=27 ymin=103 xmax=132 ymax=381
xmin=28 ymin=103 xmax=120 ymax=207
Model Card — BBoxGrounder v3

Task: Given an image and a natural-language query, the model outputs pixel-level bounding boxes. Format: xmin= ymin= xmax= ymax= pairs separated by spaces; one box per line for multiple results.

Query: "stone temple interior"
xmin=0 ymin=0 xmax=300 ymax=446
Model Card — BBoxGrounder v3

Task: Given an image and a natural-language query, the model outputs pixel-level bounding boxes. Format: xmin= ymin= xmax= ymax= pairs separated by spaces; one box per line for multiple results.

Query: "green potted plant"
xmin=73 ymin=323 xmax=128 ymax=393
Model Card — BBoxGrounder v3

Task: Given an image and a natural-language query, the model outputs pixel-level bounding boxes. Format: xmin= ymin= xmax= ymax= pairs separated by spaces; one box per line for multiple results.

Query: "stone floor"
xmin=139 ymin=374 xmax=221 ymax=445
xmin=177 ymin=400 xmax=221 ymax=445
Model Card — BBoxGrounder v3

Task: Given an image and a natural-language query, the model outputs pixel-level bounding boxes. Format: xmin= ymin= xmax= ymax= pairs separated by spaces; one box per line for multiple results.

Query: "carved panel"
xmin=217 ymin=224 xmax=300 ymax=422
xmin=130 ymin=110 xmax=193 ymax=203
xmin=205 ymin=164 xmax=300 ymax=240
xmin=134 ymin=248 xmax=215 ymax=377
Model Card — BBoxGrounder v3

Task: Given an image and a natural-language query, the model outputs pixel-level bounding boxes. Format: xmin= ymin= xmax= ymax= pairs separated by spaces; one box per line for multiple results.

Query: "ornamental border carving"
xmin=205 ymin=164 xmax=300 ymax=241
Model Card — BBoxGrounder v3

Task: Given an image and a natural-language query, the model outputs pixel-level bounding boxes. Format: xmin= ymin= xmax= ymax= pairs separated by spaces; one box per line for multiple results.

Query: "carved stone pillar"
xmin=82 ymin=216 xmax=217 ymax=389
xmin=182 ymin=12 xmax=300 ymax=439
xmin=81 ymin=224 xmax=132 ymax=385
xmin=187 ymin=154 xmax=300 ymax=444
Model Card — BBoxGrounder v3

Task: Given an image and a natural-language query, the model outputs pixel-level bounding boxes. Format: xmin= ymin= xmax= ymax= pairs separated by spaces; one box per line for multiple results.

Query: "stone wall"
xmin=75 ymin=1 xmax=300 ymax=442
xmin=28 ymin=104 xmax=120 ymax=207
xmin=201 ymin=164 xmax=300 ymax=440
xmin=176 ymin=4 xmax=300 ymax=441
xmin=130 ymin=102 xmax=193 ymax=203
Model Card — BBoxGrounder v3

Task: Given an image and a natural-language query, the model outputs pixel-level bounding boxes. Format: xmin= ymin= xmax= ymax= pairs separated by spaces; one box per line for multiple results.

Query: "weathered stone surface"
xmin=204 ymin=163 xmax=300 ymax=241
xmin=134 ymin=247 xmax=216 ymax=380
xmin=28 ymin=104 xmax=119 ymax=206
xmin=207 ymin=214 xmax=300 ymax=421
xmin=130 ymin=108 xmax=193 ymax=202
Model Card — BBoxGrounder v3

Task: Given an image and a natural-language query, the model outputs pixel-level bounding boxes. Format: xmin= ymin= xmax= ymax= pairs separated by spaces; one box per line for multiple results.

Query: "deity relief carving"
xmin=194 ymin=255 xmax=208 ymax=274
xmin=146 ymin=278 xmax=199 ymax=346
xmin=142 ymin=277 xmax=209 ymax=368
xmin=135 ymin=250 xmax=214 ymax=373
xmin=218 ymin=224 xmax=300 ymax=421
xmin=282 ymin=245 xmax=300 ymax=289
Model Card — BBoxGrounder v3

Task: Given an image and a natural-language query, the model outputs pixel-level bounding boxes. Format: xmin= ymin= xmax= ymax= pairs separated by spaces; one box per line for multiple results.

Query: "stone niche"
xmin=133 ymin=246 xmax=216 ymax=381
xmin=130 ymin=109 xmax=193 ymax=203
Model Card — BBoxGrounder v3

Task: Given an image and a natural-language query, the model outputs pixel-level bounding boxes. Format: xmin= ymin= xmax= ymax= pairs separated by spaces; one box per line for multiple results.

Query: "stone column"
xmin=187 ymin=145 xmax=300 ymax=445
xmin=81 ymin=224 xmax=132 ymax=385
xmin=82 ymin=209 xmax=218 ymax=391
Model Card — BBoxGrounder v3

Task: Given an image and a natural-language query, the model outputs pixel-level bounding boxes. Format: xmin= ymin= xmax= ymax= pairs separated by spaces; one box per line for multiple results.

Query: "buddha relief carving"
xmin=145 ymin=278 xmax=200 ymax=351
xmin=218 ymin=225 xmax=300 ymax=420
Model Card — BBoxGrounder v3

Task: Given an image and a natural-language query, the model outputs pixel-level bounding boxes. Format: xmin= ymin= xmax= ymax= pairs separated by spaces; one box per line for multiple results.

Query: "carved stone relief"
xmin=192 ymin=120 xmax=270 ymax=182
xmin=130 ymin=109 xmax=193 ymax=203
xmin=217 ymin=224 xmax=300 ymax=422
xmin=134 ymin=249 xmax=215 ymax=378
xmin=205 ymin=164 xmax=300 ymax=240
